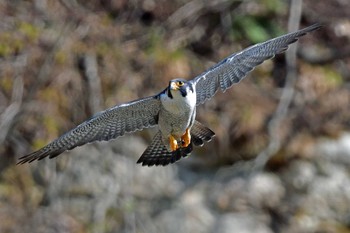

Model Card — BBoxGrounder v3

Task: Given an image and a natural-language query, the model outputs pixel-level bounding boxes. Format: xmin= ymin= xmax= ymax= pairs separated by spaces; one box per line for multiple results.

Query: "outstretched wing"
xmin=18 ymin=95 xmax=161 ymax=164
xmin=192 ymin=24 xmax=321 ymax=105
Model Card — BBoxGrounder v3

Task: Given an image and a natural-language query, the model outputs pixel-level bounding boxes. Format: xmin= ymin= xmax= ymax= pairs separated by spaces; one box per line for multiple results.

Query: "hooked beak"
xmin=170 ymin=82 xmax=179 ymax=90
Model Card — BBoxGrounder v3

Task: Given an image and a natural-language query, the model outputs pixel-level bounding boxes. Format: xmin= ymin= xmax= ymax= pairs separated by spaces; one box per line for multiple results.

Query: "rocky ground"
xmin=3 ymin=134 xmax=350 ymax=233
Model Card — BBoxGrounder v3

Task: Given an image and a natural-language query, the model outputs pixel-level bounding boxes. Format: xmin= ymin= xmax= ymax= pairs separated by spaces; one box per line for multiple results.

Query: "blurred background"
xmin=1 ymin=0 xmax=350 ymax=232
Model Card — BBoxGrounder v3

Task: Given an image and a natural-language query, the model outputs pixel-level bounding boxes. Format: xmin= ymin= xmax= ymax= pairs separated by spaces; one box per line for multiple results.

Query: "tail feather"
xmin=191 ymin=121 xmax=215 ymax=146
xmin=137 ymin=121 xmax=215 ymax=166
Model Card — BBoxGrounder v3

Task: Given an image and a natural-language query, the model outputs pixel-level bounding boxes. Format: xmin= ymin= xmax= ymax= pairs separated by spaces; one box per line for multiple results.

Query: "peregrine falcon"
xmin=18 ymin=24 xmax=321 ymax=166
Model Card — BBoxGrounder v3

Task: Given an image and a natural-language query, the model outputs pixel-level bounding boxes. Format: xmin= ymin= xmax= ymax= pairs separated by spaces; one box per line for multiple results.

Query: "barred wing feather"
xmin=192 ymin=24 xmax=321 ymax=105
xmin=18 ymin=96 xmax=161 ymax=164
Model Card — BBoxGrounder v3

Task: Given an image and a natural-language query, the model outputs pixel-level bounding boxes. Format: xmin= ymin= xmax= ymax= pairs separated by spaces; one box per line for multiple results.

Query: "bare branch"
xmin=167 ymin=0 xmax=240 ymax=28
xmin=79 ymin=53 xmax=103 ymax=113
xmin=0 ymin=55 xmax=26 ymax=145
xmin=252 ymin=0 xmax=303 ymax=172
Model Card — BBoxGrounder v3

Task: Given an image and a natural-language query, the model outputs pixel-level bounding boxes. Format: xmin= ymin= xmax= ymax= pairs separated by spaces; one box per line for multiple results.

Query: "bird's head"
xmin=167 ymin=79 xmax=194 ymax=98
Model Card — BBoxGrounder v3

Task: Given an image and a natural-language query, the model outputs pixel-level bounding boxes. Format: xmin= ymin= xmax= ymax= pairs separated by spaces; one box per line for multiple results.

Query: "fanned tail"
xmin=137 ymin=121 xmax=215 ymax=166
xmin=190 ymin=121 xmax=215 ymax=146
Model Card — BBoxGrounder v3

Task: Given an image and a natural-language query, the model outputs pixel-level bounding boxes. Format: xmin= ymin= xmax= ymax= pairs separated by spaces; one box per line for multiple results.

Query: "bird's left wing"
xmin=192 ymin=23 xmax=321 ymax=105
xmin=18 ymin=95 xmax=161 ymax=164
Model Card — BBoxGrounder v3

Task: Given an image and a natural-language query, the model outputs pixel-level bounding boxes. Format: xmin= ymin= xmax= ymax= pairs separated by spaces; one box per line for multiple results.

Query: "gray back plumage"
xmin=192 ymin=24 xmax=321 ymax=105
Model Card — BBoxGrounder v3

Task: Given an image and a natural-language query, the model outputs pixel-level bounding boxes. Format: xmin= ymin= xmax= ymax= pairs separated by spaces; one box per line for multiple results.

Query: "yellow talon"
xmin=181 ymin=128 xmax=191 ymax=148
xmin=169 ymin=135 xmax=179 ymax=151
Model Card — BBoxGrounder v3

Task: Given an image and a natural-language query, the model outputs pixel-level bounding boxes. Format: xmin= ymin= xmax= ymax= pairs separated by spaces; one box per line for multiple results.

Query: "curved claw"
xmin=169 ymin=135 xmax=179 ymax=151
xmin=181 ymin=128 xmax=191 ymax=148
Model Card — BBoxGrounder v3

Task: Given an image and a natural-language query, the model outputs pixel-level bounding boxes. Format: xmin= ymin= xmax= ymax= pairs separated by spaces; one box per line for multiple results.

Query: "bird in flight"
xmin=18 ymin=24 xmax=321 ymax=166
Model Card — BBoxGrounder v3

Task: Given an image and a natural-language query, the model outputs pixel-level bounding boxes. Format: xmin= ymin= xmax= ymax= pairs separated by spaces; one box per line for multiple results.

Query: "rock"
xmin=283 ymin=163 xmax=350 ymax=232
xmin=153 ymin=184 xmax=215 ymax=233
xmin=209 ymin=176 xmax=249 ymax=212
xmin=209 ymin=172 xmax=284 ymax=211
xmin=0 ymin=205 xmax=84 ymax=233
xmin=247 ymin=172 xmax=285 ymax=209
xmin=212 ymin=213 xmax=272 ymax=233
xmin=305 ymin=165 xmax=350 ymax=222
xmin=281 ymin=160 xmax=317 ymax=192
xmin=38 ymin=137 xmax=185 ymax=232
xmin=315 ymin=133 xmax=350 ymax=165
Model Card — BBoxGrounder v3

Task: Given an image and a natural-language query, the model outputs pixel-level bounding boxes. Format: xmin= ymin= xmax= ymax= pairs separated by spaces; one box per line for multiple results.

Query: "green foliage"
xmin=231 ymin=15 xmax=284 ymax=43
xmin=240 ymin=17 xmax=271 ymax=42
xmin=322 ymin=66 xmax=343 ymax=87
xmin=145 ymin=28 xmax=185 ymax=64
xmin=229 ymin=0 xmax=287 ymax=44
xmin=33 ymin=138 xmax=50 ymax=151
xmin=54 ymin=49 xmax=68 ymax=65
xmin=262 ymin=0 xmax=286 ymax=12
xmin=0 ymin=75 xmax=13 ymax=92
xmin=18 ymin=21 xmax=40 ymax=42
xmin=0 ymin=21 xmax=40 ymax=57
xmin=1 ymin=1 xmax=347 ymax=232
xmin=0 ymin=33 xmax=24 ymax=57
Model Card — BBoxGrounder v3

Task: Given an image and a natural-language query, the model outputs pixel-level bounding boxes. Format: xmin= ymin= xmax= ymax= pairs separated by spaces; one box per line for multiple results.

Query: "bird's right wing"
xmin=192 ymin=23 xmax=321 ymax=105
xmin=18 ymin=95 xmax=161 ymax=164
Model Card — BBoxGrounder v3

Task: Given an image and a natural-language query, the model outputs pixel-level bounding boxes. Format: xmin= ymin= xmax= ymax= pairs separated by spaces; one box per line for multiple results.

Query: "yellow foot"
xmin=181 ymin=128 xmax=191 ymax=148
xmin=169 ymin=135 xmax=179 ymax=151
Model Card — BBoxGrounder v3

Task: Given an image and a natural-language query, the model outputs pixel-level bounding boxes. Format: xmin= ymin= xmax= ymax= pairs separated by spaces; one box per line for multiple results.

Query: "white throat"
xmin=160 ymin=87 xmax=196 ymax=114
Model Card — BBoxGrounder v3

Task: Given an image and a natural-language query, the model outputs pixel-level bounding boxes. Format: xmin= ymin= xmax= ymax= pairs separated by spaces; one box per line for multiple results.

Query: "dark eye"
xmin=177 ymin=81 xmax=184 ymax=86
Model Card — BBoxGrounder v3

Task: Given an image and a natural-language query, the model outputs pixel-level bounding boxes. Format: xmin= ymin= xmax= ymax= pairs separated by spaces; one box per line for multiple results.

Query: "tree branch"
xmin=252 ymin=0 xmax=303 ymax=172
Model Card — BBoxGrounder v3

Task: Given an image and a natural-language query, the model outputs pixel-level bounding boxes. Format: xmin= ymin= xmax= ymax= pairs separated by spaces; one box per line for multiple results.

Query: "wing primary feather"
xmin=19 ymin=24 xmax=321 ymax=166
xmin=192 ymin=23 xmax=321 ymax=105
xmin=18 ymin=95 xmax=161 ymax=164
